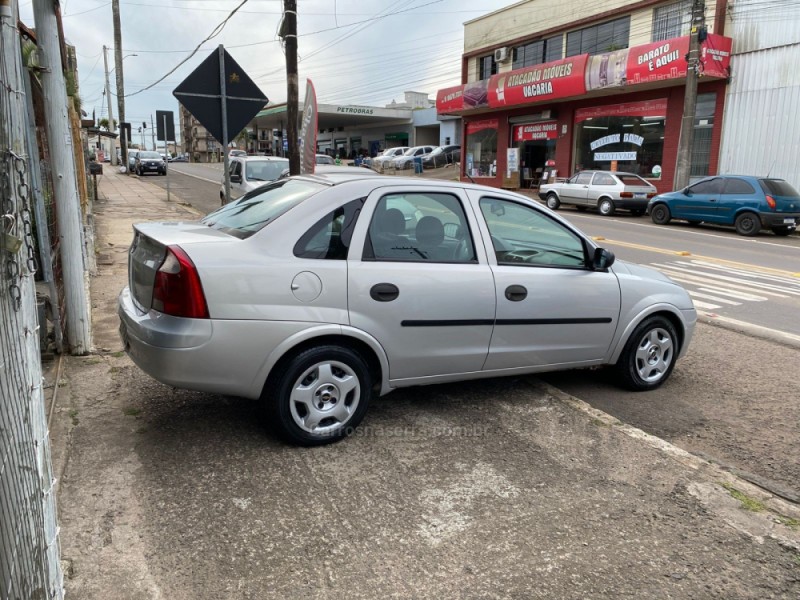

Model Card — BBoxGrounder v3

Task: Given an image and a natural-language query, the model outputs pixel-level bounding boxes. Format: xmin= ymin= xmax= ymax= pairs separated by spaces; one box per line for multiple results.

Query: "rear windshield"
xmin=202 ymin=179 xmax=326 ymax=239
xmin=245 ymin=160 xmax=289 ymax=182
xmin=617 ymin=174 xmax=651 ymax=186
xmin=759 ymin=179 xmax=800 ymax=197
xmin=140 ymin=152 xmax=162 ymax=159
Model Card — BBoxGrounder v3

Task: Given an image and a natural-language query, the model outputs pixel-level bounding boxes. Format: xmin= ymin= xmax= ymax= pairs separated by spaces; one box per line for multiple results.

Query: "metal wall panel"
xmin=727 ymin=0 xmax=800 ymax=54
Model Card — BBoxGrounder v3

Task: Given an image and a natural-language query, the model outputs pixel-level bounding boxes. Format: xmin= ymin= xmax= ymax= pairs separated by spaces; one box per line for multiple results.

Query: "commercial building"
xmin=180 ymin=105 xmax=222 ymax=163
xmin=436 ymin=0 xmax=733 ymax=192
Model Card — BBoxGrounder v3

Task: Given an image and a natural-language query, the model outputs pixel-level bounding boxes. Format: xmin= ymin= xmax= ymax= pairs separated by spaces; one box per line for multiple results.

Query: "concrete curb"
xmin=698 ymin=312 xmax=800 ymax=350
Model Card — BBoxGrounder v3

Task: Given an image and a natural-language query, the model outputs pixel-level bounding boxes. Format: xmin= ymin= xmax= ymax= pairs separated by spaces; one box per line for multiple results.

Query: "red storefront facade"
xmin=437 ymin=33 xmax=732 ymax=194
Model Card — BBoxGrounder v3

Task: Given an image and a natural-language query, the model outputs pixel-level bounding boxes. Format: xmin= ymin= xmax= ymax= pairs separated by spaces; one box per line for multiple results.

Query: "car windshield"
xmin=428 ymin=148 xmax=443 ymax=156
xmin=759 ymin=179 xmax=800 ymax=197
xmin=140 ymin=152 xmax=161 ymax=159
xmin=402 ymin=147 xmax=420 ymax=156
xmin=202 ymin=179 xmax=325 ymax=239
xmin=617 ymin=174 xmax=651 ymax=186
xmin=245 ymin=159 xmax=289 ymax=181
xmin=316 ymin=155 xmax=335 ymax=164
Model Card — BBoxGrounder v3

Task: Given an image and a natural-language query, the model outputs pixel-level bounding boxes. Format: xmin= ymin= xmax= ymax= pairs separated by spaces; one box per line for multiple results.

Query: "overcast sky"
xmin=18 ymin=0 xmax=518 ymax=135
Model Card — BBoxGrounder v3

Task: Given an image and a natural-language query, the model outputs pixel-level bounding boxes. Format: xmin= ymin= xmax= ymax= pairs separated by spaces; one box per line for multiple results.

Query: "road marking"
xmin=168 ymin=166 xmax=220 ymax=186
xmin=656 ymin=269 xmax=789 ymax=298
xmin=687 ymin=291 xmax=741 ymax=305
xmin=681 ymin=259 xmax=800 ymax=287
xmin=650 ymin=263 xmax=800 ymax=296
xmin=697 ymin=287 xmax=767 ymax=302
xmin=691 ymin=299 xmax=720 ymax=309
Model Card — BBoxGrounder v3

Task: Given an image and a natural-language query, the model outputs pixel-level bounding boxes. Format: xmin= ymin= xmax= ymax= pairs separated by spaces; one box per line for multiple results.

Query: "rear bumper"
xmin=613 ymin=198 xmax=650 ymax=210
xmin=759 ymin=212 xmax=800 ymax=228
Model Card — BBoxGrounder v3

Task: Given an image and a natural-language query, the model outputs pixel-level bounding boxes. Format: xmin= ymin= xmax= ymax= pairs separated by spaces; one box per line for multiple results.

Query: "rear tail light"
xmin=620 ymin=192 xmax=633 ymax=198
xmin=152 ymin=245 xmax=209 ymax=319
xmin=647 ymin=193 xmax=656 ymax=198
xmin=765 ymin=194 xmax=776 ymax=210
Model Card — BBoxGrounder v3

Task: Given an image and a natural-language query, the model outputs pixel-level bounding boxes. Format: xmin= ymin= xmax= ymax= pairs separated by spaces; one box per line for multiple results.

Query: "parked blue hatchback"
xmin=647 ymin=176 xmax=800 ymax=236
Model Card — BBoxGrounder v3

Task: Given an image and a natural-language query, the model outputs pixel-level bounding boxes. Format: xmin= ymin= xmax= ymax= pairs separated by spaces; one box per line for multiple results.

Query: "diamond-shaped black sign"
xmin=173 ymin=47 xmax=268 ymax=145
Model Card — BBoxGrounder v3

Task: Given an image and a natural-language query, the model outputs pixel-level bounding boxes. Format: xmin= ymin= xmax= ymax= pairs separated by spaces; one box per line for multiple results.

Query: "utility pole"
xmin=112 ymin=0 xmax=127 ymax=168
xmin=674 ymin=0 xmax=705 ymax=189
xmin=33 ymin=0 xmax=92 ymax=354
xmin=151 ymin=114 xmax=156 ymax=151
xmin=102 ymin=45 xmax=117 ymax=166
xmin=282 ymin=0 xmax=299 ymax=175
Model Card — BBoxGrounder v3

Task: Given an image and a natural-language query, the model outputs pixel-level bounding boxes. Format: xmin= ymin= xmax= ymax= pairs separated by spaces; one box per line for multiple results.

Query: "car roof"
xmin=236 ymin=156 xmax=289 ymax=162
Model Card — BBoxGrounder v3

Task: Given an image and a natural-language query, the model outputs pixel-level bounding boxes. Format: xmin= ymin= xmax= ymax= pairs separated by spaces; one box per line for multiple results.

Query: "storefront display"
xmin=465 ymin=119 xmax=498 ymax=178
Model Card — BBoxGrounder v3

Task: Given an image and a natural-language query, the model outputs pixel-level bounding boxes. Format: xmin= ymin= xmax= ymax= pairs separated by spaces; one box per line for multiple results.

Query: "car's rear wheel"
xmin=614 ymin=316 xmax=678 ymax=391
xmin=650 ymin=203 xmax=671 ymax=225
xmin=265 ymin=345 xmax=372 ymax=446
xmin=771 ymin=225 xmax=795 ymax=237
xmin=598 ymin=198 xmax=615 ymax=216
xmin=735 ymin=212 xmax=761 ymax=236
xmin=546 ymin=193 xmax=560 ymax=210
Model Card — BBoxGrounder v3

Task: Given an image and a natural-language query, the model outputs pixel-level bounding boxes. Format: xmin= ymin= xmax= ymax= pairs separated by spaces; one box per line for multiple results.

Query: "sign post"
xmin=219 ymin=45 xmax=230 ymax=204
xmin=156 ymin=110 xmax=175 ymax=202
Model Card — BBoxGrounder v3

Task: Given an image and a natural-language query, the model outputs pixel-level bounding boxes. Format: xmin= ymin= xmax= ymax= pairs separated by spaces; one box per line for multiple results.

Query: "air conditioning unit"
xmin=494 ymin=47 xmax=510 ymax=63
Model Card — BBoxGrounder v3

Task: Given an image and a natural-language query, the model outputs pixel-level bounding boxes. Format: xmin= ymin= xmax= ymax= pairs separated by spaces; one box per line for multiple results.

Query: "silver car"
xmin=539 ymin=171 xmax=657 ymax=216
xmin=119 ymin=173 xmax=696 ymax=445
xmin=220 ymin=156 xmax=289 ymax=201
xmin=372 ymin=147 xmax=409 ymax=171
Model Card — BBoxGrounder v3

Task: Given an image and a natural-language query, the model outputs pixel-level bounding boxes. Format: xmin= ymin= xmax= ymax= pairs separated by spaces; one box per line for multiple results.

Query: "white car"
xmin=393 ymin=145 xmax=436 ymax=170
xmin=220 ymin=156 xmax=289 ymax=201
xmin=372 ymin=147 xmax=409 ymax=170
xmin=539 ymin=171 xmax=657 ymax=216
xmin=120 ymin=172 xmax=696 ymax=446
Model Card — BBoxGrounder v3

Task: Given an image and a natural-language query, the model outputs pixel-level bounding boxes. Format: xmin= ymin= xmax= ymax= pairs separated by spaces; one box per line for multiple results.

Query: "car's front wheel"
xmin=735 ymin=212 xmax=761 ymax=236
xmin=771 ymin=225 xmax=795 ymax=237
xmin=650 ymin=203 xmax=671 ymax=225
xmin=598 ymin=198 xmax=615 ymax=216
xmin=265 ymin=345 xmax=373 ymax=446
xmin=614 ymin=316 xmax=678 ymax=391
xmin=546 ymin=193 xmax=560 ymax=210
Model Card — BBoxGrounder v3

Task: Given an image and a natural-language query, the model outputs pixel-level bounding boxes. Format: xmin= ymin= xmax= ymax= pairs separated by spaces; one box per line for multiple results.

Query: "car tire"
xmin=265 ymin=345 xmax=373 ymax=446
xmin=770 ymin=225 xmax=795 ymax=237
xmin=598 ymin=198 xmax=615 ymax=216
xmin=734 ymin=212 xmax=761 ymax=237
xmin=613 ymin=315 xmax=678 ymax=391
xmin=545 ymin=193 xmax=560 ymax=210
xmin=650 ymin=203 xmax=671 ymax=225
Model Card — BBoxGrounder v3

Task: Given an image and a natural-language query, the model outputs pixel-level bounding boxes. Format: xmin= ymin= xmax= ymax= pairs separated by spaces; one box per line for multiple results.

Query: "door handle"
xmin=709 ymin=198 xmax=717 ymax=202
xmin=505 ymin=285 xmax=527 ymax=302
xmin=370 ymin=283 xmax=399 ymax=302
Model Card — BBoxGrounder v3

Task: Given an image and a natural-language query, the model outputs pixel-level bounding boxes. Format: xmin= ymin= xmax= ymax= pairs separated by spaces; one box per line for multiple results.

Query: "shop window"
xmin=573 ymin=101 xmax=667 ymax=179
xmin=512 ymin=35 xmax=563 ymax=70
xmin=478 ymin=54 xmax=497 ymax=80
xmin=566 ymin=16 xmax=630 ymax=57
xmin=690 ymin=93 xmax=716 ymax=178
xmin=465 ymin=120 xmax=498 ymax=178
xmin=652 ymin=0 xmax=692 ymax=42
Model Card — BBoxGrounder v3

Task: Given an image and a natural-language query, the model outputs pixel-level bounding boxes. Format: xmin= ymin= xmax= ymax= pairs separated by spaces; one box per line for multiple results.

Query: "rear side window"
xmin=592 ymin=173 xmax=616 ymax=186
xmin=617 ymin=174 xmax=650 ymax=186
xmin=722 ymin=178 xmax=756 ymax=195
xmin=202 ymin=179 xmax=325 ymax=239
xmin=294 ymin=198 xmax=365 ymax=260
xmin=759 ymin=179 xmax=800 ymax=197
xmin=688 ymin=178 xmax=723 ymax=194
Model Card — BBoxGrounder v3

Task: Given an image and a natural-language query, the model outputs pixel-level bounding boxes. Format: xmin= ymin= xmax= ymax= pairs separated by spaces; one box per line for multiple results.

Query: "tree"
xmin=98 ymin=117 xmax=116 ymax=131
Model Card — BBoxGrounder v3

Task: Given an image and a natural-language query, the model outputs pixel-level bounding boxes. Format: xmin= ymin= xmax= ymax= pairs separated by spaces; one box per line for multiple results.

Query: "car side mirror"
xmin=593 ymin=247 xmax=615 ymax=271
xmin=683 ymin=187 xmax=692 ymax=195
xmin=230 ymin=174 xmax=242 ymax=183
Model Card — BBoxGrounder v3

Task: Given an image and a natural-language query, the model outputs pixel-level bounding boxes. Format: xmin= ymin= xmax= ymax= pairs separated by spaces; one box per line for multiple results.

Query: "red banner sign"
xmin=488 ymin=55 xmax=587 ymax=108
xmin=574 ymin=99 xmax=668 ymax=123
xmin=512 ymin=121 xmax=559 ymax=142
xmin=627 ymin=36 xmax=690 ymax=85
xmin=700 ymin=33 xmax=732 ymax=78
xmin=436 ymin=85 xmax=465 ymax=113
xmin=465 ymin=118 xmax=498 ymax=134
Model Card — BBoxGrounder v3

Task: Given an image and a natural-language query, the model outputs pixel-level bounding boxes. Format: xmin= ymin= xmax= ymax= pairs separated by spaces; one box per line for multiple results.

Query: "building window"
xmin=465 ymin=119 xmax=498 ymax=178
xmin=573 ymin=100 xmax=667 ymax=179
xmin=690 ymin=93 xmax=716 ymax=178
xmin=478 ymin=54 xmax=497 ymax=80
xmin=512 ymin=35 xmax=563 ymax=69
xmin=652 ymin=0 xmax=692 ymax=42
xmin=566 ymin=16 xmax=630 ymax=57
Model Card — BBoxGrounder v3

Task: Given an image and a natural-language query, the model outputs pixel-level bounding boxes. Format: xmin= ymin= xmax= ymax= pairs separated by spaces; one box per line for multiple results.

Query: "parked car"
xmin=169 ymin=155 xmax=188 ymax=163
xmin=393 ymin=146 xmax=436 ymax=170
xmin=119 ymin=172 xmax=696 ymax=446
xmin=372 ymin=147 xmax=409 ymax=170
xmin=648 ymin=175 xmax=800 ymax=237
xmin=422 ymin=145 xmax=461 ymax=169
xmin=134 ymin=151 xmax=167 ymax=176
xmin=220 ymin=156 xmax=290 ymax=201
xmin=127 ymin=150 xmax=139 ymax=172
xmin=316 ymin=154 xmax=336 ymax=165
xmin=539 ymin=171 xmax=657 ymax=216
xmin=278 ymin=165 xmax=384 ymax=179
xmin=229 ymin=149 xmax=248 ymax=157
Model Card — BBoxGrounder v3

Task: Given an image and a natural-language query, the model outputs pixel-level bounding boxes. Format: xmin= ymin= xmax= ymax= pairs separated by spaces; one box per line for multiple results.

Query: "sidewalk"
xmin=49 ymin=170 xmax=800 ymax=599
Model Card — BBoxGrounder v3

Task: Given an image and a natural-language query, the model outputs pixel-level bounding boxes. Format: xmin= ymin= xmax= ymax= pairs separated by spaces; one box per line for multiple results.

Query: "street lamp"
xmin=109 ymin=53 xmax=137 ymax=74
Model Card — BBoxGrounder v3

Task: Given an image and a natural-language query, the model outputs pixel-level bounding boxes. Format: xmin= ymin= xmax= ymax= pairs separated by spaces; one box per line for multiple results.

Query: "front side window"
xmin=653 ymin=0 xmax=692 ymax=42
xmin=576 ymin=172 xmax=594 ymax=185
xmin=688 ymin=178 xmax=722 ymax=194
xmin=566 ymin=16 xmax=630 ymax=56
xmin=465 ymin=119 xmax=498 ymax=179
xmin=365 ymin=193 xmax=476 ymax=263
xmin=479 ymin=199 xmax=586 ymax=268
xmin=294 ymin=199 xmax=365 ymax=260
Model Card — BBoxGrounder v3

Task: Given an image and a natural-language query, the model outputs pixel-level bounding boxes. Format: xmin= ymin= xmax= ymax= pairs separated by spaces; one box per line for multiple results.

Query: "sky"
xmin=18 ymin=0 xmax=520 ymax=140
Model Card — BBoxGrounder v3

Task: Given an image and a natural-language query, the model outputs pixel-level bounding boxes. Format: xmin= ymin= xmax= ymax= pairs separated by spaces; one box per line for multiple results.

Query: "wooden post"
xmin=33 ymin=0 xmax=92 ymax=354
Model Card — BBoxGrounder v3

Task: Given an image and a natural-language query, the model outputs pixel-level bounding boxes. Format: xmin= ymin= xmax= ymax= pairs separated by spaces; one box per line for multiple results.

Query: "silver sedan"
xmin=119 ymin=172 xmax=696 ymax=445
xmin=539 ymin=170 xmax=657 ymax=216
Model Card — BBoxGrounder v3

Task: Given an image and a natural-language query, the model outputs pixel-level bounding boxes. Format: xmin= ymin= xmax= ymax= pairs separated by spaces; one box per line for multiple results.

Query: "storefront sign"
xmin=575 ymin=99 xmax=668 ymax=123
xmin=627 ymin=37 xmax=689 ymax=85
xmin=465 ymin=118 xmax=498 ymax=134
xmin=590 ymin=133 xmax=644 ymax=150
xmin=700 ymin=34 xmax=733 ymax=78
xmin=506 ymin=147 xmax=519 ymax=177
xmin=595 ymin=152 xmax=637 ymax=161
xmin=437 ymin=85 xmax=465 ymax=113
xmin=512 ymin=120 xmax=558 ymax=141
xmin=488 ymin=55 xmax=588 ymax=108
xmin=336 ymin=106 xmax=375 ymax=115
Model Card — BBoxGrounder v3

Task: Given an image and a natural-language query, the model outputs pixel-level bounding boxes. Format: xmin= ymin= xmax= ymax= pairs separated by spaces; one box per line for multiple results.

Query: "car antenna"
xmin=766 ymin=160 xmax=776 ymax=178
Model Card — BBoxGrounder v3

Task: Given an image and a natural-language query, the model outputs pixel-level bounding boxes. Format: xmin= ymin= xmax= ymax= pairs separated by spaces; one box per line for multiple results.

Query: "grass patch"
xmin=68 ymin=409 xmax=79 ymax=426
xmin=122 ymin=407 xmax=142 ymax=417
xmin=722 ymin=482 xmax=766 ymax=512
xmin=109 ymin=366 xmax=121 ymax=374
xmin=111 ymin=351 xmax=125 ymax=358
xmin=775 ymin=515 xmax=800 ymax=529
xmin=84 ymin=358 xmax=102 ymax=365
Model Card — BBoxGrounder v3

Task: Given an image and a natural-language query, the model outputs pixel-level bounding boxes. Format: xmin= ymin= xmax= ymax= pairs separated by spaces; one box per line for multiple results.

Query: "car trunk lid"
xmin=759 ymin=179 xmax=800 ymax=213
xmin=128 ymin=222 xmax=234 ymax=312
